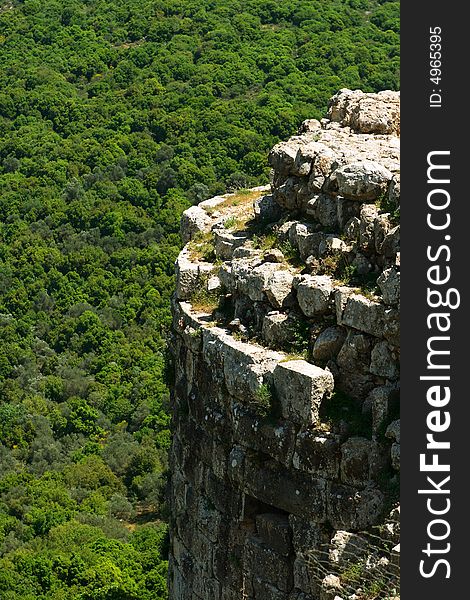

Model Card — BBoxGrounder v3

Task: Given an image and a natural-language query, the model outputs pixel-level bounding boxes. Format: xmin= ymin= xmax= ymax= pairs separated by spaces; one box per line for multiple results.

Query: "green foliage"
xmin=251 ymin=233 xmax=278 ymax=251
xmin=376 ymin=191 xmax=400 ymax=226
xmin=251 ymin=384 xmax=274 ymax=417
xmin=0 ymin=0 xmax=398 ymax=596
xmin=189 ymin=285 xmax=220 ymax=314
xmin=223 ymin=216 xmax=238 ymax=230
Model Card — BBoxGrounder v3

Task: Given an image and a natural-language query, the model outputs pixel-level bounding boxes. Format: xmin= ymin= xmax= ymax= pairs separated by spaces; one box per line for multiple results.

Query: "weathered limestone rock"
xmin=202 ymin=328 xmax=283 ymax=401
xmin=269 ymin=139 xmax=305 ymax=176
xmin=335 ymin=160 xmax=392 ymax=202
xmin=370 ymin=340 xmax=399 ymax=379
xmin=218 ymin=263 xmax=235 ymax=292
xmin=381 ymin=225 xmax=400 ymax=260
xmin=254 ymin=194 xmax=284 ymax=222
xmin=318 ymin=235 xmax=348 ymax=257
xmin=329 ymin=530 xmax=369 ymax=568
xmin=341 ymin=294 xmax=386 ymax=338
xmin=320 ymin=574 xmax=343 ymax=600
xmin=243 ymin=535 xmax=294 ymax=592
xmin=198 ymin=195 xmax=226 ymax=210
xmin=262 ymin=312 xmax=297 ymax=348
xmin=328 ymin=88 xmax=400 ymax=135
xmin=297 ymin=275 xmax=334 ymax=317
xmin=214 ymin=229 xmax=249 ymax=260
xmin=293 ymin=429 xmax=340 ymax=479
xmin=274 ymin=360 xmax=334 ymax=425
xmin=343 ymin=216 xmax=360 ymax=242
xmin=377 ymin=267 xmax=400 ymax=305
xmin=327 ymin=483 xmax=385 ymax=530
xmin=336 ymin=331 xmax=374 ymax=399
xmin=298 ymin=118 xmax=321 ymax=133
xmin=232 ymin=405 xmax=296 ymax=467
xmin=334 ymin=287 xmax=355 ymax=325
xmin=263 ymin=248 xmax=285 ymax=263
xmin=175 ymin=249 xmax=215 ymax=300
xmin=208 ymin=275 xmax=221 ymax=292
xmin=340 ymin=437 xmax=373 ymax=487
xmin=359 ymin=203 xmax=379 ymax=252
xmin=265 ymin=270 xmax=295 ymax=309
xmin=232 ymin=259 xmax=282 ymax=302
xmin=368 ymin=385 xmax=399 ymax=434
xmin=351 ymin=253 xmax=372 ymax=276
xmin=181 ymin=205 xmax=213 ymax=243
xmin=388 ymin=174 xmax=400 ymax=208
xmin=243 ymin=458 xmax=328 ymax=521
xmin=313 ymin=327 xmax=347 ymax=362
xmin=374 ymin=212 xmax=391 ymax=254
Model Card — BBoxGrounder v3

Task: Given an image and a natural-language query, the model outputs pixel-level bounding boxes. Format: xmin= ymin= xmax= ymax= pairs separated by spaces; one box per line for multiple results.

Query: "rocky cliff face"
xmin=168 ymin=89 xmax=400 ymax=600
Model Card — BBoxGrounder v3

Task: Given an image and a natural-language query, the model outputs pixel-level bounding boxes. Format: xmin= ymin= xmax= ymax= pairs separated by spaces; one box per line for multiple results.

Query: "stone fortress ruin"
xmin=168 ymin=89 xmax=401 ymax=600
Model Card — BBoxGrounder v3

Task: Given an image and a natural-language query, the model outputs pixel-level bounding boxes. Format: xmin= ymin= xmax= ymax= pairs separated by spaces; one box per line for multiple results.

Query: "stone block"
xmin=265 ymin=269 xmax=295 ymax=309
xmin=202 ymin=327 xmax=283 ymax=401
xmin=232 ymin=405 xmax=296 ymax=467
xmin=293 ymin=555 xmax=320 ymax=597
xmin=274 ymin=360 xmax=334 ymax=425
xmin=244 ymin=458 xmax=327 ymax=521
xmin=377 ymin=267 xmax=400 ymax=306
xmin=255 ymin=513 xmax=292 ymax=556
xmin=214 ymin=229 xmax=249 ymax=260
xmin=269 ymin=139 xmax=304 ymax=176
xmin=254 ymin=194 xmax=284 ymax=222
xmin=335 ymin=160 xmax=392 ymax=201
xmin=293 ymin=429 xmax=340 ymax=479
xmin=297 ymin=275 xmax=334 ymax=317
xmin=328 ymin=530 xmax=369 ymax=568
xmin=312 ymin=327 xmax=346 ymax=362
xmin=262 ymin=312 xmax=296 ymax=349
xmin=175 ymin=249 xmax=215 ymax=301
xmin=368 ymin=385 xmax=399 ymax=434
xmin=370 ymin=340 xmax=399 ymax=379
xmin=232 ymin=259 xmax=282 ymax=302
xmin=243 ymin=535 xmax=293 ymax=592
xmin=340 ymin=437 xmax=372 ymax=487
xmin=327 ymin=482 xmax=385 ymax=530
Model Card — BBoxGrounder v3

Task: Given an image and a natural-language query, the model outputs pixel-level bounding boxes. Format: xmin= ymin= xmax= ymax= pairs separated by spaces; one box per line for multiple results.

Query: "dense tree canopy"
xmin=0 ymin=0 xmax=399 ymax=597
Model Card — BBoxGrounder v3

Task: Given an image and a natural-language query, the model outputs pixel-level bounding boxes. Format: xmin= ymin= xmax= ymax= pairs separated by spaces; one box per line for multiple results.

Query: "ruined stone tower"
xmin=168 ymin=90 xmax=400 ymax=600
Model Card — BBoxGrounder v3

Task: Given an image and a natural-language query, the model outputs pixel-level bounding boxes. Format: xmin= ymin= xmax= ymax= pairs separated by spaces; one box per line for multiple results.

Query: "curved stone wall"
xmin=168 ymin=89 xmax=400 ymax=600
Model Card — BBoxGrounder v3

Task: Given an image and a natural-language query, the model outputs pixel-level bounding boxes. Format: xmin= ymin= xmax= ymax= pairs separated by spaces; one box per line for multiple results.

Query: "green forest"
xmin=0 ymin=0 xmax=399 ymax=598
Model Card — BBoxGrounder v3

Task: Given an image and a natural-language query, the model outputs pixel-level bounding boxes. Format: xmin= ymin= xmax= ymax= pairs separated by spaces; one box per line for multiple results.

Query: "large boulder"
xmin=335 ymin=160 xmax=393 ymax=201
xmin=327 ymin=88 xmax=400 ymax=135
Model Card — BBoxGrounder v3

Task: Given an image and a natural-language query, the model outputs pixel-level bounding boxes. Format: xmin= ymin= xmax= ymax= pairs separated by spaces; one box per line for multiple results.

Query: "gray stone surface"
xmin=181 ymin=205 xmax=213 ymax=243
xmin=175 ymin=249 xmax=215 ymax=300
xmin=274 ymin=360 xmax=334 ymax=425
xmin=313 ymin=327 xmax=346 ymax=362
xmin=297 ymin=275 xmax=334 ymax=317
xmin=336 ymin=161 xmax=392 ymax=201
xmin=265 ymin=269 xmax=295 ymax=309
xmin=377 ymin=267 xmax=400 ymax=305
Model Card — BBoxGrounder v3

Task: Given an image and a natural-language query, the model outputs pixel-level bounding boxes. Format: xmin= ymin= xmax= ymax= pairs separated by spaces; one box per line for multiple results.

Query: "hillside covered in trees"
xmin=0 ymin=0 xmax=399 ymax=598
